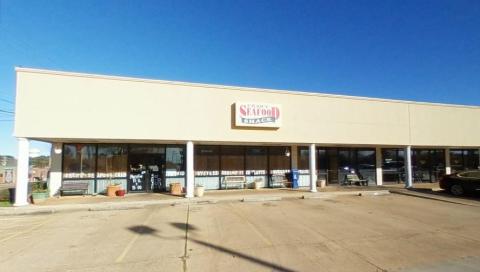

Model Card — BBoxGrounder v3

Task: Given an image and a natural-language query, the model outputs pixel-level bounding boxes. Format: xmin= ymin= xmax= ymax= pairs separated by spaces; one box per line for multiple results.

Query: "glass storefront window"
xmin=473 ymin=150 xmax=480 ymax=170
xmin=316 ymin=148 xmax=328 ymax=171
xmin=335 ymin=148 xmax=376 ymax=185
xmin=357 ymin=149 xmax=376 ymax=182
xmin=382 ymin=148 xmax=404 ymax=183
xmin=315 ymin=148 xmax=331 ymax=182
xmin=63 ymin=144 xmax=96 ymax=179
xmin=412 ymin=149 xmax=445 ymax=182
xmin=194 ymin=146 xmax=220 ymax=176
xmin=337 ymin=149 xmax=351 ymax=183
xmin=324 ymin=148 xmax=339 ymax=184
xmin=129 ymin=145 xmax=165 ymax=154
xmin=220 ymin=146 xmax=245 ymax=176
xmin=97 ymin=144 xmax=127 ymax=178
xmin=166 ymin=146 xmax=185 ymax=177
xmin=337 ymin=148 xmax=351 ymax=170
xmin=298 ymin=147 xmax=309 ymax=174
xmin=451 ymin=149 xmax=480 ymax=172
xmin=268 ymin=146 xmax=291 ymax=175
xmin=450 ymin=150 xmax=463 ymax=171
xmin=382 ymin=148 xmax=445 ymax=183
xmin=246 ymin=147 xmax=268 ymax=175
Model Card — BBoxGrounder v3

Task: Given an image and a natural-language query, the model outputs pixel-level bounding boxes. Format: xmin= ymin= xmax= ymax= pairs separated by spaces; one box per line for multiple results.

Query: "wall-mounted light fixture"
xmin=53 ymin=143 xmax=62 ymax=154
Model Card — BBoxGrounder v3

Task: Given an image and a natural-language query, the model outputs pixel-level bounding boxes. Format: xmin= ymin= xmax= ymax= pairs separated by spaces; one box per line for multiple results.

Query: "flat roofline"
xmin=15 ymin=67 xmax=480 ymax=109
xmin=25 ymin=137 xmax=480 ymax=149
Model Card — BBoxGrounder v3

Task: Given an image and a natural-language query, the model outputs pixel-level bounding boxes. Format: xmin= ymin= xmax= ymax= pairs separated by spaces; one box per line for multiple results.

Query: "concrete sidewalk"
xmin=379 ymin=182 xmax=480 ymax=207
xmin=388 ymin=187 xmax=480 ymax=207
xmin=4 ymin=183 xmax=478 ymax=216
xmin=0 ymin=187 xmax=390 ymax=216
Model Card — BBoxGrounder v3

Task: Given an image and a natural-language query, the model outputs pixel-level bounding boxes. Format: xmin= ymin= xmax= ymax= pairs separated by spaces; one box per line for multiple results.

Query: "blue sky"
xmin=0 ymin=0 xmax=479 ymax=156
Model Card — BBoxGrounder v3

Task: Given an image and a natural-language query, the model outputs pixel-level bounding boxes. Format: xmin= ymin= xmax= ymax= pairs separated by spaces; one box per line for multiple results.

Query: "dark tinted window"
xmin=220 ymin=146 xmax=245 ymax=175
xmin=382 ymin=148 xmax=404 ymax=183
xmin=97 ymin=144 xmax=127 ymax=178
xmin=166 ymin=146 xmax=185 ymax=177
xmin=298 ymin=147 xmax=309 ymax=171
xmin=450 ymin=149 xmax=479 ymax=172
xmin=246 ymin=147 xmax=267 ymax=175
xmin=63 ymin=144 xmax=96 ymax=179
xmin=194 ymin=145 xmax=219 ymax=176
xmin=269 ymin=146 xmax=291 ymax=175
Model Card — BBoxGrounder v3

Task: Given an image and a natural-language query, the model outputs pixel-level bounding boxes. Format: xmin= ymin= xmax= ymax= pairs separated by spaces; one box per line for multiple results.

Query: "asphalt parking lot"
xmin=1 ymin=194 xmax=480 ymax=272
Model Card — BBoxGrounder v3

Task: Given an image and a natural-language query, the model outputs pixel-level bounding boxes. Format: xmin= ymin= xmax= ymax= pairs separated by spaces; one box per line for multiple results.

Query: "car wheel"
xmin=450 ymin=184 xmax=464 ymax=196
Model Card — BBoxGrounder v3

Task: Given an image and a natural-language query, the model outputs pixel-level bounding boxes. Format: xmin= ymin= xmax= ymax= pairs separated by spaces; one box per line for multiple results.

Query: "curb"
xmin=302 ymin=190 xmax=390 ymax=199
xmin=242 ymin=196 xmax=282 ymax=202
xmin=0 ymin=189 xmax=391 ymax=216
xmin=389 ymin=189 xmax=480 ymax=207
xmin=359 ymin=190 xmax=391 ymax=196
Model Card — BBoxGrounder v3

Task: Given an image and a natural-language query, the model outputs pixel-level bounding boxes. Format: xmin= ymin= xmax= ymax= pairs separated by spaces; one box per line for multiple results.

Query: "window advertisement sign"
xmin=235 ymin=102 xmax=282 ymax=128
xmin=5 ymin=169 xmax=14 ymax=183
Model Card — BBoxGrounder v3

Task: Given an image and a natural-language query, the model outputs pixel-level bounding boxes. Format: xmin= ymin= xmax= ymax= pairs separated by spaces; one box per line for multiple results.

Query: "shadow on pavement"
xmin=126 ymin=222 xmax=297 ymax=271
xmin=169 ymin=222 xmax=298 ymax=272
xmin=170 ymin=222 xmax=198 ymax=231
xmin=188 ymin=238 xmax=297 ymax=272
xmin=128 ymin=225 xmax=158 ymax=235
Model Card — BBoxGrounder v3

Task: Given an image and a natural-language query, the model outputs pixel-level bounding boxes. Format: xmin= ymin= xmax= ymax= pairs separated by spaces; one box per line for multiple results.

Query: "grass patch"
xmin=0 ymin=187 xmax=13 ymax=207
xmin=0 ymin=200 xmax=11 ymax=207
xmin=0 ymin=188 xmax=9 ymax=200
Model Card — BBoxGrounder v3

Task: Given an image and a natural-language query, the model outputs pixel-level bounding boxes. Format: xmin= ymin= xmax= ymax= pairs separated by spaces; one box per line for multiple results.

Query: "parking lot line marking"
xmin=115 ymin=209 xmax=156 ymax=263
xmin=0 ymin=217 xmax=53 ymax=243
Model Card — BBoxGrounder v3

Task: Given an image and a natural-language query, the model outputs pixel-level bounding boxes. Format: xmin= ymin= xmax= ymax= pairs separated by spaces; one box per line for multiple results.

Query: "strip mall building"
xmin=12 ymin=68 xmax=480 ymax=206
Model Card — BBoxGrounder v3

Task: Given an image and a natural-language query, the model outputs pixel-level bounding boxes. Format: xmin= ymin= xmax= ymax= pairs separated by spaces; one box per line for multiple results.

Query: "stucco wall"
xmin=14 ymin=68 xmax=480 ymax=147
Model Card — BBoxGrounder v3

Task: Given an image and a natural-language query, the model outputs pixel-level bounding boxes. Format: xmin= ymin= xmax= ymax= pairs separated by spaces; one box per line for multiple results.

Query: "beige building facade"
xmin=12 ymin=68 xmax=480 ymax=205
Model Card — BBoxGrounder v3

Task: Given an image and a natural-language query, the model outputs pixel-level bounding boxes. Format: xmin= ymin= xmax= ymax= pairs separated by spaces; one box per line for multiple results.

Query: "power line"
xmin=0 ymin=109 xmax=14 ymax=114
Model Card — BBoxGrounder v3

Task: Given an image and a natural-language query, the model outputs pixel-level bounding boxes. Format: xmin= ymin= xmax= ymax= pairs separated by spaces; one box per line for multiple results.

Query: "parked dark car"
xmin=439 ymin=170 xmax=480 ymax=196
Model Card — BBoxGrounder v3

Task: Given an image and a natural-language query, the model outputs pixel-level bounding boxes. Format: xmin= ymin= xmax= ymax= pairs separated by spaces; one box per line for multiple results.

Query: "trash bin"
xmin=8 ymin=188 xmax=15 ymax=204
xmin=290 ymin=169 xmax=299 ymax=189
xmin=7 ymin=183 xmax=33 ymax=204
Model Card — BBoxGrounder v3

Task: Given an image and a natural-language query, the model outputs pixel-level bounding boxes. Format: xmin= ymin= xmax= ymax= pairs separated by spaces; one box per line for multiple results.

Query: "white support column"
xmin=309 ymin=144 xmax=317 ymax=192
xmin=14 ymin=138 xmax=30 ymax=206
xmin=404 ymin=146 xmax=413 ymax=188
xmin=290 ymin=145 xmax=298 ymax=169
xmin=445 ymin=148 xmax=451 ymax=175
xmin=375 ymin=147 xmax=383 ymax=186
xmin=49 ymin=143 xmax=63 ymax=197
xmin=186 ymin=141 xmax=194 ymax=198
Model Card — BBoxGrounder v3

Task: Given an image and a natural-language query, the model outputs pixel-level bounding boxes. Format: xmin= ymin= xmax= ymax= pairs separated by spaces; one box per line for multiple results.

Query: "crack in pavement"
xmin=181 ymin=204 xmax=190 ymax=272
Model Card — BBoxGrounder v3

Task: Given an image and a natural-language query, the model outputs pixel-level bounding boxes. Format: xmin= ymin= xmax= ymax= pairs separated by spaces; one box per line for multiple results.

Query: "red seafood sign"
xmin=235 ymin=103 xmax=282 ymax=128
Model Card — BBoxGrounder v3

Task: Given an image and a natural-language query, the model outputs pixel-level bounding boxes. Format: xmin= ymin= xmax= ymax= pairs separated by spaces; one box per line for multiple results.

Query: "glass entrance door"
xmin=128 ymin=145 xmax=166 ymax=192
